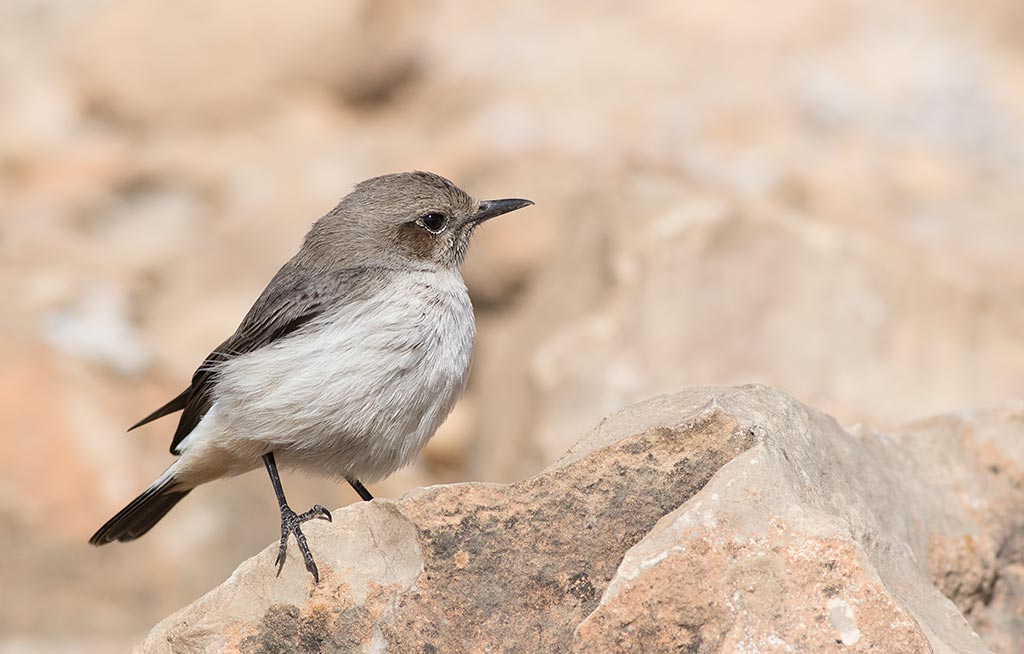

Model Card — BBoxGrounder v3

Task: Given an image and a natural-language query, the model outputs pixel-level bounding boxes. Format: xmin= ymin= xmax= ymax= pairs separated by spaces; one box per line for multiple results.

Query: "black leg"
xmin=262 ymin=452 xmax=331 ymax=583
xmin=347 ymin=478 xmax=374 ymax=502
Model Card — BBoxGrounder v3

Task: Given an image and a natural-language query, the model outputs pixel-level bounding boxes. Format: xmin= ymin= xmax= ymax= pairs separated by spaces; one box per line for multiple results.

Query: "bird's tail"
xmin=89 ymin=473 xmax=191 ymax=545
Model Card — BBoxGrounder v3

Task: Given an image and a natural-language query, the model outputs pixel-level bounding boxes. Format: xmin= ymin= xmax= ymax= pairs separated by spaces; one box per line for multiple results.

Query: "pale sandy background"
xmin=2 ymin=1 xmax=1024 ymax=651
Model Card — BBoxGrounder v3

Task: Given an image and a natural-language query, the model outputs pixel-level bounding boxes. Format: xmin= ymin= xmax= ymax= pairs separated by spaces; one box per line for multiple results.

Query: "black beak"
xmin=470 ymin=198 xmax=534 ymax=224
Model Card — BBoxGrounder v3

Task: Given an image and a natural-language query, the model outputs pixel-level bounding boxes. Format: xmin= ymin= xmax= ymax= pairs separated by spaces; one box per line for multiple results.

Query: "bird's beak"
xmin=470 ymin=198 xmax=534 ymax=224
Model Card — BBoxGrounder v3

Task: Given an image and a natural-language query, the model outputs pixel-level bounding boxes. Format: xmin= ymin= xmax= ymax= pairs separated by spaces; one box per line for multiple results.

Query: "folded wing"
xmin=128 ymin=262 xmax=376 ymax=454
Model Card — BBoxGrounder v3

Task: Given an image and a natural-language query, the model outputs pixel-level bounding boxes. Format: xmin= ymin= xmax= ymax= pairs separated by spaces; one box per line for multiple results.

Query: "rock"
xmin=471 ymin=186 xmax=1024 ymax=482
xmin=63 ymin=0 xmax=426 ymax=125
xmin=136 ymin=386 xmax=1024 ymax=652
xmin=572 ymin=391 xmax=1024 ymax=653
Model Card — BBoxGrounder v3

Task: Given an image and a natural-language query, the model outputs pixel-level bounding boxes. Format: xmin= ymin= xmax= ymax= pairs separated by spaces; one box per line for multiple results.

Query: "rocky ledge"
xmin=137 ymin=386 xmax=1024 ymax=653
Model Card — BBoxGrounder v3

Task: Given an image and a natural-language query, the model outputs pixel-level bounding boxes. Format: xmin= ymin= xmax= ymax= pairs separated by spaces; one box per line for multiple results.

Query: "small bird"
xmin=89 ymin=171 xmax=533 ymax=582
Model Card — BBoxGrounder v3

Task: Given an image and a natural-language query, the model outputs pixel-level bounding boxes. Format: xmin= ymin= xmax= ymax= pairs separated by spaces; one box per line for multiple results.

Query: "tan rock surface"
xmin=473 ymin=191 xmax=1024 ymax=482
xmin=138 ymin=386 xmax=1024 ymax=653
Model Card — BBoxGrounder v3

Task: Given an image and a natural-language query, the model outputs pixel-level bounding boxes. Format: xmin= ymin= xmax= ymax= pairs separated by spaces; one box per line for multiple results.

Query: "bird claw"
xmin=299 ymin=504 xmax=332 ymax=523
xmin=274 ymin=503 xmax=329 ymax=583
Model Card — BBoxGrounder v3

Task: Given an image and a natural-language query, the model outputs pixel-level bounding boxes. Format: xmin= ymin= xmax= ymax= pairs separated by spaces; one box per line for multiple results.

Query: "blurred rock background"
xmin=1 ymin=0 xmax=1023 ymax=651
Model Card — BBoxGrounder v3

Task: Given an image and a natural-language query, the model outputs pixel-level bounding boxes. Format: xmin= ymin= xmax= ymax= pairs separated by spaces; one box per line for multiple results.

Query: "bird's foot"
xmin=274 ymin=503 xmax=332 ymax=583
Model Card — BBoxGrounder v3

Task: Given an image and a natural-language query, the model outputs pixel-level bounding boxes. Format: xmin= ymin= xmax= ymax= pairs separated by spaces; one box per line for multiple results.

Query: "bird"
xmin=89 ymin=171 xmax=534 ymax=583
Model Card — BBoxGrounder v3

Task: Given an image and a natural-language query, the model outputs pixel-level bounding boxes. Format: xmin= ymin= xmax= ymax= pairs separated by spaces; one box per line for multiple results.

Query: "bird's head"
xmin=307 ymin=171 xmax=533 ymax=270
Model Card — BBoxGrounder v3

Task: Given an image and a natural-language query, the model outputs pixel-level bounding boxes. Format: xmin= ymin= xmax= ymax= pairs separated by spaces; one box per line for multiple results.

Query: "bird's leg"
xmin=347 ymin=478 xmax=374 ymax=501
xmin=262 ymin=452 xmax=332 ymax=583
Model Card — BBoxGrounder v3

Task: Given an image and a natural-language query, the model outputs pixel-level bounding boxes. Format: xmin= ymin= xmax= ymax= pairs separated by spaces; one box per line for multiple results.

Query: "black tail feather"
xmin=128 ymin=388 xmax=190 ymax=432
xmin=89 ymin=477 xmax=191 ymax=545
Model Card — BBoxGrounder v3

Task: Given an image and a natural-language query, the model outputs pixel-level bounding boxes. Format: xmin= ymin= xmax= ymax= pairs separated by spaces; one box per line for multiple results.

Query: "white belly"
xmin=181 ymin=269 xmax=474 ymax=483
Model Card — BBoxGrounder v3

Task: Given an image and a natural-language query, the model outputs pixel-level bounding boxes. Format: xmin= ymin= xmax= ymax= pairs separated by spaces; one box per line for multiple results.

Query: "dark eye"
xmin=418 ymin=212 xmax=448 ymax=234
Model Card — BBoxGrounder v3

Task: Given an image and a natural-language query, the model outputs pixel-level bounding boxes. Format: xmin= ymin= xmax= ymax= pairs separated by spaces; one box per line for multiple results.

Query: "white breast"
xmin=198 ymin=269 xmax=474 ymax=482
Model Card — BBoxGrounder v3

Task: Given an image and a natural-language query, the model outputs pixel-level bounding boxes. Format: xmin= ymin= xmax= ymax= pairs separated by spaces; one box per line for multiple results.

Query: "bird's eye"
xmin=417 ymin=212 xmax=448 ymax=234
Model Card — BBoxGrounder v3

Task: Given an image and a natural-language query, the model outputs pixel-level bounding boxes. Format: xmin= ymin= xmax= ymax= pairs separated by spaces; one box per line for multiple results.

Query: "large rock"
xmin=137 ymin=386 xmax=1024 ymax=653
xmin=472 ymin=192 xmax=1024 ymax=482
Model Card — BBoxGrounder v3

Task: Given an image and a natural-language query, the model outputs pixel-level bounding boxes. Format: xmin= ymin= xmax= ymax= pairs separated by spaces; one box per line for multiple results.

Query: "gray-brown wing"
xmin=128 ymin=263 xmax=376 ymax=454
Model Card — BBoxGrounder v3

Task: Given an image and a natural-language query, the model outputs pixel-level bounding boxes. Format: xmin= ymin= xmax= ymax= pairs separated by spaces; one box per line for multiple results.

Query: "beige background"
xmin=2 ymin=1 xmax=1023 ymax=651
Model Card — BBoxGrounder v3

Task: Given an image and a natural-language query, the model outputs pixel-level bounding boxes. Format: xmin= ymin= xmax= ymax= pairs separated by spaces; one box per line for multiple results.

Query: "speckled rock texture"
xmin=136 ymin=386 xmax=1024 ymax=653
